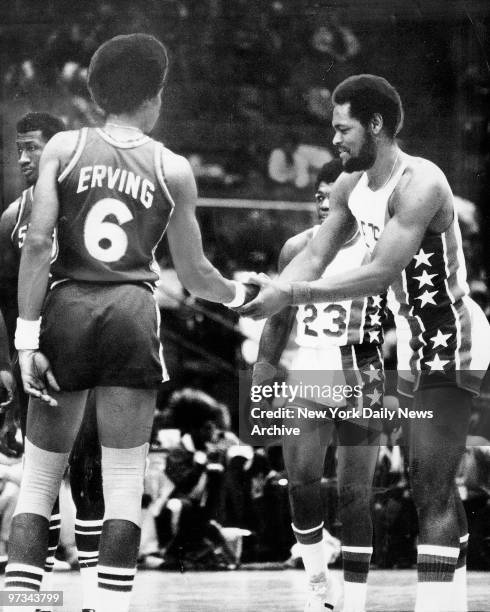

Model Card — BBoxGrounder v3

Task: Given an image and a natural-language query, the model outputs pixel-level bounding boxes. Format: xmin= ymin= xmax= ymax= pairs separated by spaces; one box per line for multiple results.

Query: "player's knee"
xmin=14 ymin=439 xmax=69 ymax=520
xmin=101 ymin=444 xmax=148 ymax=527
xmin=338 ymin=483 xmax=371 ymax=518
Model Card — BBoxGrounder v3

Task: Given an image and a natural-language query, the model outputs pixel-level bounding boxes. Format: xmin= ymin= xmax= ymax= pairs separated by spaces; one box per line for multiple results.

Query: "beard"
xmin=341 ymin=132 xmax=377 ymax=173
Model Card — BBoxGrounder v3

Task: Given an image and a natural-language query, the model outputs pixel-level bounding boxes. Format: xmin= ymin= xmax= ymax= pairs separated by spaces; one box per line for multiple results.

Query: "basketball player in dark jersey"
xmin=239 ymin=75 xmax=490 ymax=612
xmin=5 ymin=34 xmax=256 ymax=612
xmin=0 ymin=112 xmax=103 ymax=612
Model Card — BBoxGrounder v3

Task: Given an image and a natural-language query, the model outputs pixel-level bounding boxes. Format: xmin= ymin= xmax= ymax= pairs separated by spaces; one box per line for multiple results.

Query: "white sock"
xmin=292 ymin=522 xmax=328 ymax=583
xmin=415 ymin=545 xmax=459 ymax=612
xmin=76 ymin=518 xmax=102 ymax=610
xmin=452 ymin=534 xmax=468 ymax=612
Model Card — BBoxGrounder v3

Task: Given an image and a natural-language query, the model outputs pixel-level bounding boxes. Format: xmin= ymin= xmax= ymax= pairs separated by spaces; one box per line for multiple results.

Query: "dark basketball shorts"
xmin=41 ymin=281 xmax=168 ymax=391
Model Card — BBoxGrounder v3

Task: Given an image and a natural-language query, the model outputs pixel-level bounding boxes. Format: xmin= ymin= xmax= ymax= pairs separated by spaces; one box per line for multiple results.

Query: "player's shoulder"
xmin=279 ymin=227 xmax=314 ymax=270
xmin=0 ymin=196 xmax=23 ymax=230
xmin=161 ymin=146 xmax=193 ymax=180
xmin=397 ymin=153 xmax=449 ymax=194
xmin=329 ymin=170 xmax=364 ymax=205
xmin=43 ymin=129 xmax=82 ymax=161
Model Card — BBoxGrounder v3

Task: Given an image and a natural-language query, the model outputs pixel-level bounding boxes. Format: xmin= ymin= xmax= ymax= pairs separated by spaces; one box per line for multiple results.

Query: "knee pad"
xmin=101 ymin=443 xmax=149 ymax=527
xmin=14 ymin=438 xmax=69 ymax=520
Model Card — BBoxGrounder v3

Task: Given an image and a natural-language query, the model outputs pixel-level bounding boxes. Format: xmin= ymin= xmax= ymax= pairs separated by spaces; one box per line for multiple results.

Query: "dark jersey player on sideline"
xmin=0 ymin=112 xmax=103 ymax=612
xmin=4 ymin=34 xmax=255 ymax=612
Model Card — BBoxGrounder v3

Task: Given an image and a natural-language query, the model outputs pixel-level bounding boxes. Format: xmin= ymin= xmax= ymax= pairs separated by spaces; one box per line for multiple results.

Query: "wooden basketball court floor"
xmin=23 ymin=568 xmax=490 ymax=611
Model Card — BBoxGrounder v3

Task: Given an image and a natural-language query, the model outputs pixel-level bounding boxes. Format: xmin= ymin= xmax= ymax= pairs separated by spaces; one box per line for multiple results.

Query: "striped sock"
xmin=452 ymin=534 xmax=468 ymax=612
xmin=36 ymin=512 xmax=61 ymax=612
xmin=75 ymin=518 xmax=102 ymax=611
xmin=97 ymin=564 xmax=136 ymax=612
xmin=342 ymin=546 xmax=372 ymax=612
xmin=415 ymin=544 xmax=459 ymax=612
xmin=3 ymin=562 xmax=44 ymax=612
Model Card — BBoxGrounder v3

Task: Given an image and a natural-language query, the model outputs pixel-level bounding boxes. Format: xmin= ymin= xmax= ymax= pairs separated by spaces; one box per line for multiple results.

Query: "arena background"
xmin=1 ymin=1 xmax=490 ymax=607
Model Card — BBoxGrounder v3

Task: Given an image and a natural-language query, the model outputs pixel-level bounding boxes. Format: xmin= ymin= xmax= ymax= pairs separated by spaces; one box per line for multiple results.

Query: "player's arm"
xmin=16 ymin=133 xmax=72 ymax=403
xmin=0 ymin=203 xmax=20 ymax=284
xmin=164 ymin=151 xmax=247 ymax=305
xmin=255 ymin=234 xmax=308 ymax=369
xmin=241 ymin=171 xmax=445 ymax=319
xmin=251 ymin=234 xmax=306 ymax=407
xmin=0 ymin=308 xmax=14 ymax=410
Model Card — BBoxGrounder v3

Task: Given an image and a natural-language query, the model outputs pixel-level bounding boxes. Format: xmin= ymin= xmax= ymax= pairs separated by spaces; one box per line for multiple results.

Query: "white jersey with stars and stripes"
xmin=348 ymin=153 xmax=490 ymax=392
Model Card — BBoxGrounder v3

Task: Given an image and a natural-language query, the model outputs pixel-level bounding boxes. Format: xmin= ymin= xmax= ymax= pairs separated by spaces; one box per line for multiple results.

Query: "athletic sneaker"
xmin=304 ymin=574 xmax=340 ymax=611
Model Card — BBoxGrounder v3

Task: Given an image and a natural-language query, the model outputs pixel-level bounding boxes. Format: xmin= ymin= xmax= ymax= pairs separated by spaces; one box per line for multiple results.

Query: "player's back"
xmin=53 ymin=127 xmax=174 ymax=285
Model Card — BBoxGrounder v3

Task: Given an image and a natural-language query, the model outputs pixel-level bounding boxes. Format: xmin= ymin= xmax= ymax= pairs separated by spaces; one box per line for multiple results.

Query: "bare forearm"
xmin=18 ymin=238 xmax=52 ymax=319
xmin=178 ymin=259 xmax=235 ymax=303
xmin=306 ymin=262 xmax=390 ymax=303
xmin=257 ymin=307 xmax=296 ymax=366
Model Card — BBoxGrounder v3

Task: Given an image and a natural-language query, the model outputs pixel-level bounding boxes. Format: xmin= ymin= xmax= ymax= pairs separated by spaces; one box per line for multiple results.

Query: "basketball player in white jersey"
xmin=252 ymin=159 xmax=384 ymax=612
xmin=239 ymin=74 xmax=490 ymax=612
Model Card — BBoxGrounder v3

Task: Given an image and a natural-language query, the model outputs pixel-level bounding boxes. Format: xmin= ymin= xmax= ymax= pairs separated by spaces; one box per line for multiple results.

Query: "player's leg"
xmin=4 ymin=391 xmax=88 ymax=607
xmin=409 ymin=385 xmax=472 ymax=612
xmin=336 ymin=441 xmax=379 ymax=612
xmin=70 ymin=392 xmax=103 ymax=612
xmin=452 ymin=491 xmax=468 ymax=612
xmin=283 ymin=411 xmax=337 ymax=611
xmin=95 ymin=386 xmax=155 ymax=612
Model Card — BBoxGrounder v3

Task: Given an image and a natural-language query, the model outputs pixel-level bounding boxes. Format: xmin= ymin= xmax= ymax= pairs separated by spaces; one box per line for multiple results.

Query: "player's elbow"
xmin=23 ymin=231 xmax=53 ymax=258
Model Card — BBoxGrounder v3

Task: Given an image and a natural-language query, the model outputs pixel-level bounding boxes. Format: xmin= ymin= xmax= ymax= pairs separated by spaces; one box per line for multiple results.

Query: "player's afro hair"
xmin=16 ymin=112 xmax=65 ymax=141
xmin=315 ymin=159 xmax=343 ymax=189
xmin=88 ymin=33 xmax=168 ymax=114
xmin=333 ymin=74 xmax=404 ymax=138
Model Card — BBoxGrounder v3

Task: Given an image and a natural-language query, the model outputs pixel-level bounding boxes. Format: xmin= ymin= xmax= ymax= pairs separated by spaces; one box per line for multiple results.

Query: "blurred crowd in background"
xmin=1 ymin=0 xmax=489 ymax=573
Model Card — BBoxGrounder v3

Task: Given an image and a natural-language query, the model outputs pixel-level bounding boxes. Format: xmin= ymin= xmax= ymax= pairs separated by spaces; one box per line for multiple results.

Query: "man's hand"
xmin=236 ymin=273 xmax=292 ymax=319
xmin=18 ymin=349 xmax=60 ymax=406
xmin=0 ymin=369 xmax=15 ymax=412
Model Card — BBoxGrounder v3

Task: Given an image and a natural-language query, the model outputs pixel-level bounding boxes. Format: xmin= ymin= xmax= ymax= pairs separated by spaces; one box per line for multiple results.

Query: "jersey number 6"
xmin=84 ymin=198 xmax=133 ymax=262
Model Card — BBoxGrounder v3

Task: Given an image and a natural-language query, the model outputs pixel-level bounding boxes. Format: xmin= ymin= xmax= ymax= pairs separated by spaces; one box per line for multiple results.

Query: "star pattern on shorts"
xmin=413 ymin=249 xmax=434 ymax=268
xmin=363 ymin=364 xmax=381 ymax=383
xmin=370 ymin=313 xmax=382 ymax=326
xmin=425 ymin=354 xmax=450 ymax=372
xmin=372 ymin=296 xmax=383 ymax=308
xmin=413 ymin=270 xmax=437 ymax=289
xmin=366 ymin=388 xmax=382 ymax=406
xmin=415 ymin=289 xmax=438 ymax=308
xmin=369 ymin=330 xmax=380 ymax=343
xmin=430 ymin=329 xmax=452 ymax=349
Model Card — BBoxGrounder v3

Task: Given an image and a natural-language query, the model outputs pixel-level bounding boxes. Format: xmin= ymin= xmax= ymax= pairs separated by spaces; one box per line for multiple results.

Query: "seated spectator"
xmin=141 ymin=388 xmax=253 ymax=569
xmin=267 ymin=131 xmax=333 ymax=190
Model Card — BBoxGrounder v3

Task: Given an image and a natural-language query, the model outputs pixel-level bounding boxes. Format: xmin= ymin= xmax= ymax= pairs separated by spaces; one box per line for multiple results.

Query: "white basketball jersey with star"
xmin=294 ymin=227 xmax=384 ymax=349
xmin=348 ymin=153 xmax=490 ymax=391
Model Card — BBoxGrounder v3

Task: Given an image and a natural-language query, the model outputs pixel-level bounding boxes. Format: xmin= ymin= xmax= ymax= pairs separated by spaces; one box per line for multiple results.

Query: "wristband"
xmin=223 ymin=281 xmax=246 ymax=308
xmin=252 ymin=361 xmax=277 ymax=386
xmin=14 ymin=317 xmax=42 ymax=350
xmin=290 ymin=281 xmax=313 ymax=306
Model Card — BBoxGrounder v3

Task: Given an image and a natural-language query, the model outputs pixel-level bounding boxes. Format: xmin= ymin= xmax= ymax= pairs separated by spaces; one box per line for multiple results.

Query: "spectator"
xmin=268 ymin=131 xmax=333 ymax=190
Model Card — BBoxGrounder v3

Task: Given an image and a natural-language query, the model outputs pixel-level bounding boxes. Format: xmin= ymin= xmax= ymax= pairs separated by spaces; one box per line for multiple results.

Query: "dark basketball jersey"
xmin=10 ymin=185 xmax=59 ymax=268
xmin=52 ymin=127 xmax=175 ymax=284
xmin=10 ymin=186 xmax=34 ymax=259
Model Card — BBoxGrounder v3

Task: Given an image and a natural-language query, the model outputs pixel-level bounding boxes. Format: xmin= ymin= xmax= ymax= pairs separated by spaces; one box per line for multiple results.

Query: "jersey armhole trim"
xmin=10 ymin=189 xmax=29 ymax=243
xmin=154 ymin=142 xmax=176 ymax=214
xmin=58 ymin=128 xmax=88 ymax=183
